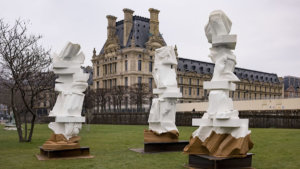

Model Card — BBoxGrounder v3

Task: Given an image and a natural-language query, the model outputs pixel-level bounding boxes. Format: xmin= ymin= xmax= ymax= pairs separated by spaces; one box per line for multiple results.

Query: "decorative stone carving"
xmin=184 ymin=10 xmax=253 ymax=157
xmin=43 ymin=42 xmax=88 ymax=149
xmin=145 ymin=46 xmax=182 ymax=142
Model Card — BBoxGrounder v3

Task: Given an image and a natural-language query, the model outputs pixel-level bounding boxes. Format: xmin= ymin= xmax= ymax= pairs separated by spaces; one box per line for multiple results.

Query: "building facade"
xmin=92 ymin=8 xmax=165 ymax=92
xmin=177 ymin=58 xmax=283 ymax=102
xmin=284 ymin=76 xmax=300 ymax=98
xmin=92 ymin=8 xmax=284 ymax=104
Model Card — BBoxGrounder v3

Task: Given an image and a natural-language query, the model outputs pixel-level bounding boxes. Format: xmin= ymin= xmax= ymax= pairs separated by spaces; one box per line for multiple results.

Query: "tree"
xmin=0 ymin=19 xmax=54 ymax=142
xmin=129 ymin=83 xmax=152 ymax=112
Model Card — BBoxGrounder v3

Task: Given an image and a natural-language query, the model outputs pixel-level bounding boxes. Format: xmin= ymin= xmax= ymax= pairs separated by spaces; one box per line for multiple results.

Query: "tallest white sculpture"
xmin=43 ymin=42 xmax=89 ymax=150
xmin=184 ymin=10 xmax=253 ymax=157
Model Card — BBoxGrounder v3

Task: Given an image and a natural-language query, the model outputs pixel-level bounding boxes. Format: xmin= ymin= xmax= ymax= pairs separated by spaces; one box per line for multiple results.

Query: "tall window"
xmin=110 ymin=64 xmax=112 ymax=74
xmin=97 ymin=66 xmax=100 ymax=76
xmin=114 ymin=63 xmax=117 ymax=73
xmin=180 ymin=86 xmax=183 ymax=93
xmin=138 ymin=76 xmax=142 ymax=85
xmin=197 ymin=79 xmax=200 ymax=85
xmin=197 ymin=88 xmax=200 ymax=96
xmin=110 ymin=79 xmax=112 ymax=88
xmin=104 ymin=65 xmax=107 ymax=75
xmin=96 ymin=81 xmax=99 ymax=88
xmin=189 ymin=87 xmax=192 ymax=95
xmin=104 ymin=80 xmax=107 ymax=88
xmin=125 ymin=77 xmax=128 ymax=87
xmin=138 ymin=60 xmax=142 ymax=71
xmin=189 ymin=78 xmax=192 ymax=85
xmin=125 ymin=60 xmax=128 ymax=71
xmin=149 ymin=78 xmax=153 ymax=91
xmin=149 ymin=61 xmax=153 ymax=72
xmin=180 ymin=77 xmax=183 ymax=84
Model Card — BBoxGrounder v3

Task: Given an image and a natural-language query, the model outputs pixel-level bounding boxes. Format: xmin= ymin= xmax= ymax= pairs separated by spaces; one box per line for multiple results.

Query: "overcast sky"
xmin=1 ymin=0 xmax=299 ymax=77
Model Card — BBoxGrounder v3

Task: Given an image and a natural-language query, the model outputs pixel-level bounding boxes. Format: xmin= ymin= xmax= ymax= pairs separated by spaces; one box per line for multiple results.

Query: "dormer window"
xmin=184 ymin=64 xmax=188 ymax=69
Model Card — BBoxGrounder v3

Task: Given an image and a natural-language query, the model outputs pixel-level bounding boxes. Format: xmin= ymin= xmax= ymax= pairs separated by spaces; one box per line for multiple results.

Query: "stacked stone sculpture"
xmin=184 ymin=10 xmax=253 ymax=157
xmin=4 ymin=110 xmax=17 ymax=130
xmin=144 ymin=46 xmax=182 ymax=143
xmin=42 ymin=42 xmax=89 ymax=150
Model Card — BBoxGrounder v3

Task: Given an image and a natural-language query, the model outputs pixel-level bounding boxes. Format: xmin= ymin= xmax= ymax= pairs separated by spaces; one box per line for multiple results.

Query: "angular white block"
xmin=192 ymin=118 xmax=212 ymax=126
xmin=212 ymin=34 xmax=237 ymax=49
xmin=204 ymin=81 xmax=236 ymax=90
xmin=47 ymin=42 xmax=88 ymax=140
xmin=148 ymin=46 xmax=182 ymax=134
xmin=55 ymin=116 xmax=85 ymax=123
xmin=213 ymin=119 xmax=248 ymax=127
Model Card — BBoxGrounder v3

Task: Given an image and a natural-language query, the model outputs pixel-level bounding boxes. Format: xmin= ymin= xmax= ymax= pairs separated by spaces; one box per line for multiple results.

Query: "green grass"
xmin=0 ymin=124 xmax=299 ymax=169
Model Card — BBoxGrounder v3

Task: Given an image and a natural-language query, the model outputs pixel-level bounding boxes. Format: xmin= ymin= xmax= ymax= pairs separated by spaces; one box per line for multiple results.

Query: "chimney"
xmin=149 ymin=8 xmax=160 ymax=37
xmin=123 ymin=8 xmax=134 ymax=46
xmin=106 ymin=15 xmax=117 ymax=39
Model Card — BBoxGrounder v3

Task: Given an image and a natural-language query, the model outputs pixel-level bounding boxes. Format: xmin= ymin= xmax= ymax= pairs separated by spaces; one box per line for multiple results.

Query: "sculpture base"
xmin=144 ymin=141 xmax=189 ymax=153
xmin=4 ymin=124 xmax=17 ymax=130
xmin=37 ymin=147 xmax=93 ymax=160
xmin=42 ymin=134 xmax=80 ymax=150
xmin=186 ymin=153 xmax=254 ymax=169
xmin=144 ymin=130 xmax=179 ymax=143
xmin=184 ymin=131 xmax=253 ymax=157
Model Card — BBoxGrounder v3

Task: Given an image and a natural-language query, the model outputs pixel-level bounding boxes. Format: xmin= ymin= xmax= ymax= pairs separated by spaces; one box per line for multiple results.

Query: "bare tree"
xmin=129 ymin=83 xmax=152 ymax=112
xmin=115 ymin=85 xmax=128 ymax=111
xmin=94 ymin=88 xmax=109 ymax=113
xmin=0 ymin=19 xmax=53 ymax=142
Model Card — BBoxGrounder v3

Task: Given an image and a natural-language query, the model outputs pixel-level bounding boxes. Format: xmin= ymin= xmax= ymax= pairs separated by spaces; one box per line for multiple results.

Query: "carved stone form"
xmin=43 ymin=42 xmax=89 ymax=149
xmin=184 ymin=10 xmax=253 ymax=157
xmin=145 ymin=46 xmax=182 ymax=142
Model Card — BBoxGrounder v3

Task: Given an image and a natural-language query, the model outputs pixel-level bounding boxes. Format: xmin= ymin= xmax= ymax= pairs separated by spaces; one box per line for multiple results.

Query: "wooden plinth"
xmin=37 ymin=146 xmax=92 ymax=160
xmin=187 ymin=153 xmax=254 ymax=169
xmin=144 ymin=141 xmax=189 ymax=153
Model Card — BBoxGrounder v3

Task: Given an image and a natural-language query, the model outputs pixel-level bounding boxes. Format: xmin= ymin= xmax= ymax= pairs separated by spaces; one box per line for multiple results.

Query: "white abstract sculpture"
xmin=184 ymin=10 xmax=253 ymax=157
xmin=147 ymin=46 xmax=182 ymax=135
xmin=48 ymin=42 xmax=89 ymax=140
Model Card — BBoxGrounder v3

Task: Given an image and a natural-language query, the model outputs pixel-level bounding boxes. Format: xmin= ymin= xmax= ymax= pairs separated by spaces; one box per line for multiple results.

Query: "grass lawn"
xmin=0 ymin=124 xmax=299 ymax=169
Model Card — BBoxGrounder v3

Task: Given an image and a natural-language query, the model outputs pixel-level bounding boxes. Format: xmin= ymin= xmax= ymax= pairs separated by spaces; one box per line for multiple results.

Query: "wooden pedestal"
xmin=36 ymin=147 xmax=93 ymax=160
xmin=187 ymin=153 xmax=254 ymax=169
xmin=144 ymin=141 xmax=189 ymax=153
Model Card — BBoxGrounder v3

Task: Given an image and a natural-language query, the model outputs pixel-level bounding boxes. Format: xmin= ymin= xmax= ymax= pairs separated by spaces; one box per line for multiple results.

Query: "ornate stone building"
xmin=92 ymin=8 xmax=165 ymax=93
xmin=92 ymin=8 xmax=284 ymax=104
xmin=177 ymin=58 xmax=283 ymax=103
xmin=284 ymin=76 xmax=300 ymax=98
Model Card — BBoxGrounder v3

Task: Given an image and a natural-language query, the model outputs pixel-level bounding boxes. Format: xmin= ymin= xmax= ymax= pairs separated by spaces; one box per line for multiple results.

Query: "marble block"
xmin=213 ymin=119 xmax=248 ymax=127
xmin=55 ymin=116 xmax=85 ymax=123
xmin=204 ymin=81 xmax=236 ymax=90
xmin=212 ymin=34 xmax=237 ymax=49
xmin=148 ymin=46 xmax=182 ymax=136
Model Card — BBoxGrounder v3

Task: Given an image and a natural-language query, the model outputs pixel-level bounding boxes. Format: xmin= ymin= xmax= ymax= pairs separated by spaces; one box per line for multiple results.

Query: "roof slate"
xmin=177 ymin=58 xmax=280 ymax=84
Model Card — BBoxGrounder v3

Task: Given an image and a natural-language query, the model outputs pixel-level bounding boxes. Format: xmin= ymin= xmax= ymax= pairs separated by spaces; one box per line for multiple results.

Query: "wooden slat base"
xmin=144 ymin=141 xmax=189 ymax=153
xmin=187 ymin=153 xmax=254 ymax=169
xmin=39 ymin=146 xmax=90 ymax=158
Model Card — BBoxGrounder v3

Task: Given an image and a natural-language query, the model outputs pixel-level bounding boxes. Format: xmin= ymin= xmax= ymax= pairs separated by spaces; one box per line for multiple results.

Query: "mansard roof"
xmin=284 ymin=76 xmax=300 ymax=90
xmin=100 ymin=15 xmax=166 ymax=54
xmin=177 ymin=57 xmax=280 ymax=84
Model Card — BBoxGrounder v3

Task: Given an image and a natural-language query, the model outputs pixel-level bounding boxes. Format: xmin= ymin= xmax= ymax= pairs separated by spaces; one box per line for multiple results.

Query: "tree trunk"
xmin=27 ymin=114 xmax=36 ymax=142
xmin=11 ymin=88 xmax=24 ymax=142
xmin=24 ymin=111 xmax=27 ymax=140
